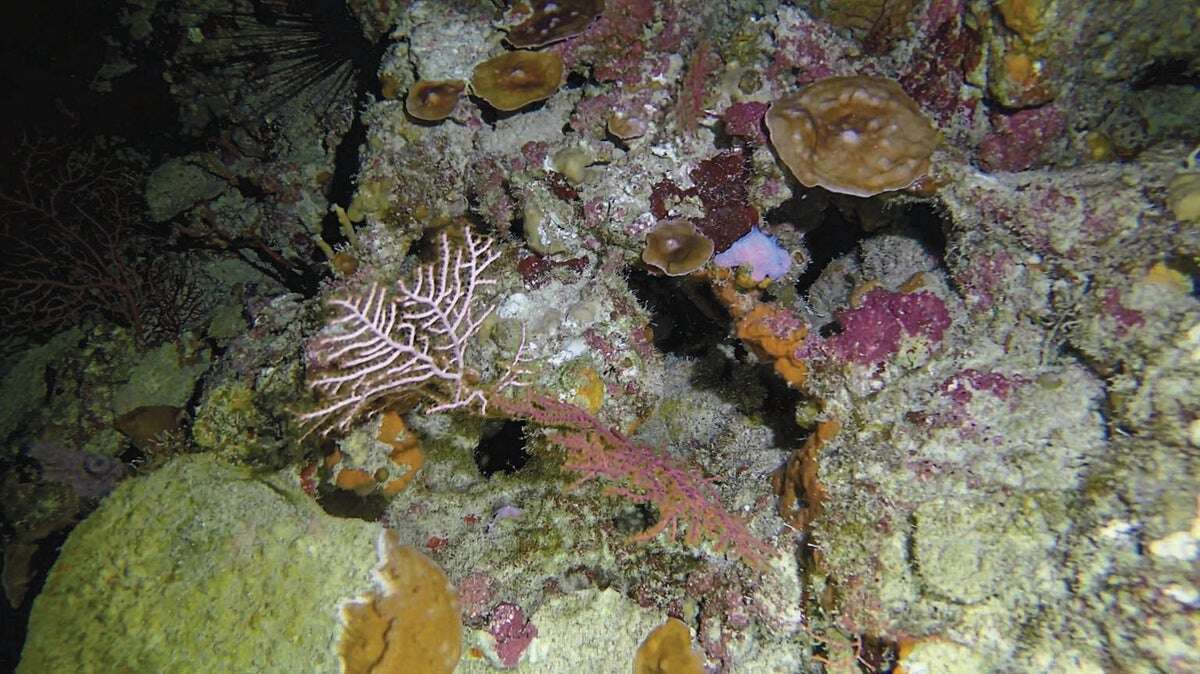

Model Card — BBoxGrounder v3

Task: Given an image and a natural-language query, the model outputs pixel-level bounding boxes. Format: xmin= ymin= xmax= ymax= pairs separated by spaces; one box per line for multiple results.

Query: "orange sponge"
xmin=378 ymin=411 xmax=424 ymax=496
xmin=735 ymin=305 xmax=809 ymax=388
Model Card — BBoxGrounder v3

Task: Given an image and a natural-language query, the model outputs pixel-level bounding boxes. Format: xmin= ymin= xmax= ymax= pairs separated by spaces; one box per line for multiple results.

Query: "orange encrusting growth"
xmin=735 ymin=305 xmax=809 ymax=387
xmin=378 ymin=411 xmax=425 ymax=496
xmin=772 ymin=418 xmax=840 ymax=531
xmin=338 ymin=530 xmax=462 ymax=674
xmin=710 ymin=271 xmax=810 ymax=388
xmin=335 ymin=468 xmax=377 ymax=494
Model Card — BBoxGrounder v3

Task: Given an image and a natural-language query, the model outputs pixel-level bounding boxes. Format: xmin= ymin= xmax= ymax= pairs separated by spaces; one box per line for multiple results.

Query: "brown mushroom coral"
xmin=766 ymin=76 xmax=937 ymax=197
xmin=470 ymin=51 xmax=563 ymax=111
xmin=642 ymin=220 xmax=715 ymax=277
xmin=505 ymin=0 xmax=604 ymax=48
xmin=607 ymin=111 xmax=648 ymax=140
xmin=406 ymin=79 xmax=466 ymax=121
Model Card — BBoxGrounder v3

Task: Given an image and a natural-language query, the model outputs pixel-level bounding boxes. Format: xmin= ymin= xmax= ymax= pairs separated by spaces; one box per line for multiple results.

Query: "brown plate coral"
xmin=641 ymin=220 xmax=715 ymax=276
xmin=766 ymin=76 xmax=937 ymax=197
xmin=504 ymin=0 xmax=604 ymax=48
xmin=470 ymin=51 xmax=564 ymax=112
xmin=405 ymin=79 xmax=466 ymax=121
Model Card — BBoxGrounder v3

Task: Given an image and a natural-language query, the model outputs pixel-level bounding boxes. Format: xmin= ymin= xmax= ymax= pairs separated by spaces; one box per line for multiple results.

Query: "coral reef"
xmin=7 ymin=0 xmax=1200 ymax=672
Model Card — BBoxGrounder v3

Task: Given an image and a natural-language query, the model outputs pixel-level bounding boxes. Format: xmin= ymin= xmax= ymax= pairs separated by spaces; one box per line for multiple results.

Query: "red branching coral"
xmin=493 ymin=392 xmax=770 ymax=566
xmin=0 ymin=134 xmax=207 ymax=345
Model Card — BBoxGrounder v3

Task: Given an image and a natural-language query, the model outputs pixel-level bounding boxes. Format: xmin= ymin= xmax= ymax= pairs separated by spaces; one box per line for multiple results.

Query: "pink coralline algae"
xmin=923 ymin=0 xmax=965 ymax=32
xmin=766 ymin=13 xmax=840 ymax=87
xmin=487 ymin=602 xmax=538 ymax=668
xmin=1101 ymin=288 xmax=1145 ymax=337
xmin=677 ymin=42 xmax=721 ymax=134
xmin=898 ymin=10 xmax=982 ymax=126
xmin=956 ymin=250 xmax=1015 ymax=311
xmin=978 ymin=105 xmax=1067 ymax=172
xmin=722 ymin=102 xmax=769 ymax=144
xmin=457 ymin=572 xmax=496 ymax=623
xmin=940 ymin=369 xmax=1028 ymax=405
xmin=825 ymin=289 xmax=952 ymax=366
xmin=27 ymin=442 xmax=127 ymax=501
xmin=467 ymin=158 xmax=515 ymax=227
xmin=552 ymin=0 xmax=655 ymax=83
xmin=650 ymin=150 xmax=757 ymax=252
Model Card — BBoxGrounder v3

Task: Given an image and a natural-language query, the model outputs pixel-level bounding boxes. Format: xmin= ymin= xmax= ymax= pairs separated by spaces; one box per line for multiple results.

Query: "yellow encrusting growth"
xmin=633 ymin=618 xmax=705 ymax=674
xmin=338 ymin=530 xmax=462 ymax=674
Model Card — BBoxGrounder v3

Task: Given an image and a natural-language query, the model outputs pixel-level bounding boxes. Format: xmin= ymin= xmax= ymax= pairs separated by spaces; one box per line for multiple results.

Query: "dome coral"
xmin=766 ymin=76 xmax=937 ymax=197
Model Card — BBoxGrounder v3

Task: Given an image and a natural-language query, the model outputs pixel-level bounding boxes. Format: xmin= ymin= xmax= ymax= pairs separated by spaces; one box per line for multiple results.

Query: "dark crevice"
xmin=770 ymin=198 xmax=949 ymax=299
xmin=775 ymin=203 xmax=867 ymax=296
xmin=626 ymin=267 xmax=803 ymax=441
xmin=316 ymin=488 xmax=389 ymax=521
xmin=474 ymin=97 xmax=551 ymax=126
xmin=564 ymin=71 xmax=588 ymax=89
xmin=1131 ymin=58 xmax=1200 ymax=90
xmin=626 ymin=269 xmax=729 ymax=357
xmin=508 ymin=216 xmax=528 ymax=244
xmin=318 ymin=113 xmax=368 ymax=253
xmin=904 ymin=202 xmax=949 ymax=263
xmin=474 ymin=420 xmax=531 ymax=476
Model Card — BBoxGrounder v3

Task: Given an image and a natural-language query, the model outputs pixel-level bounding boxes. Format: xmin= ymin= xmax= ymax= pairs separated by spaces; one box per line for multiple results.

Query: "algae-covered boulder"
xmin=17 ymin=454 xmax=381 ymax=673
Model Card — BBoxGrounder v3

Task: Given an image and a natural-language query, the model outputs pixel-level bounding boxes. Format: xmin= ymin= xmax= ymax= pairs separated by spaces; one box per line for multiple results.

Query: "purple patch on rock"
xmin=722 ymin=102 xmax=769 ymax=143
xmin=978 ymin=105 xmax=1066 ymax=172
xmin=827 ymin=289 xmax=951 ymax=365
xmin=1101 ymin=288 xmax=1145 ymax=337
xmin=940 ymin=369 xmax=1027 ymax=405
xmin=27 ymin=442 xmax=127 ymax=501
xmin=488 ymin=602 xmax=537 ymax=668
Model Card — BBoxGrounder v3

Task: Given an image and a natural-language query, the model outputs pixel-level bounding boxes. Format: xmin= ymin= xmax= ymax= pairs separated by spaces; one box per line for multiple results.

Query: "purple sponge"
xmin=713 ymin=227 xmax=791 ymax=282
